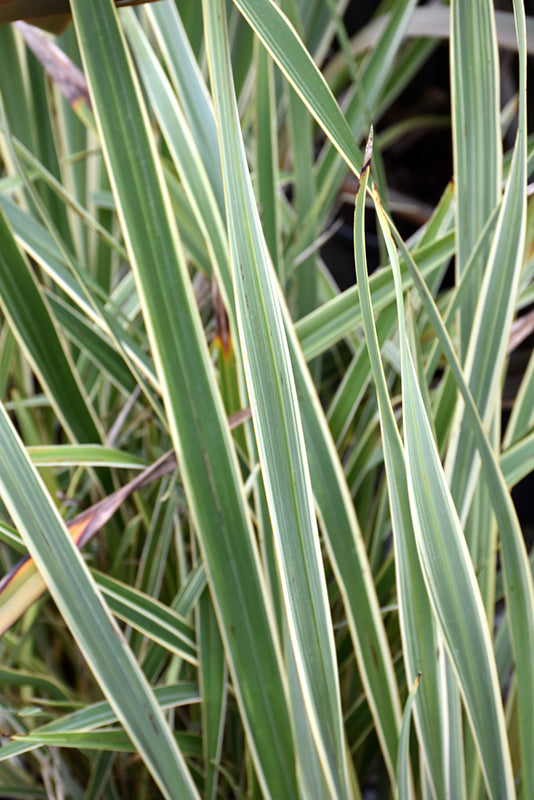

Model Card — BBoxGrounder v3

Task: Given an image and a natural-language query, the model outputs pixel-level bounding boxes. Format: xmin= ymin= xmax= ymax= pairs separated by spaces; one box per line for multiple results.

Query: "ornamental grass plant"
xmin=0 ymin=1 xmax=533 ymax=798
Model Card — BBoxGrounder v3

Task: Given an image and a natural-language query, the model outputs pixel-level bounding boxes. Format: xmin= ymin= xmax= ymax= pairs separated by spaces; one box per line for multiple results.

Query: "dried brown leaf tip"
xmin=362 ymin=126 xmax=373 ymax=177
xmin=355 ymin=126 xmax=373 ymax=197
xmin=16 ymin=21 xmax=91 ymax=109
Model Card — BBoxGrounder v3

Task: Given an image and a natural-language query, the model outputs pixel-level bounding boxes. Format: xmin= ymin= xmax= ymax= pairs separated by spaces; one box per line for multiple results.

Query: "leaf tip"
xmin=362 ymin=126 xmax=373 ymax=176
xmin=355 ymin=126 xmax=373 ymax=197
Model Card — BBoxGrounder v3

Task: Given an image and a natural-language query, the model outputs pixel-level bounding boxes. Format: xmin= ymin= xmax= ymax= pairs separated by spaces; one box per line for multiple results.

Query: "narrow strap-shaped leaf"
xmin=280 ymin=294 xmax=403 ymax=785
xmin=121 ymin=8 xmax=233 ymax=308
xmin=0 ymin=206 xmax=103 ymax=444
xmin=447 ymin=0 xmax=526 ymax=522
xmin=232 ymin=0 xmax=361 ymax=176
xmin=354 ymin=137 xmax=452 ymax=800
xmin=69 ymin=0 xmax=297 ymax=796
xmin=204 ymin=1 xmax=349 ymax=796
xmin=197 ymin=592 xmax=227 ymax=800
xmin=451 ymin=0 xmax=501 ymax=359
xmin=296 ymin=232 xmax=455 ymax=361
xmin=94 ymin=571 xmax=197 ymax=667
xmin=0 ymin=682 xmax=200 ymax=764
xmin=393 ymin=204 xmax=534 ymax=800
xmin=501 ymin=430 xmax=534 ymax=489
xmin=144 ymin=1 xmax=225 ymax=218
xmin=0 ymin=403 xmax=200 ymax=799
xmin=387 ymin=5 xmax=534 ymax=788
xmin=12 ymin=729 xmax=202 ymax=757
xmin=27 ymin=444 xmax=146 ymax=468
xmin=255 ymin=40 xmax=282 ymax=279
xmin=398 ymin=674 xmax=421 ymax=800
xmin=373 ymin=187 xmax=516 ymax=800
xmin=280 ymin=0 xmax=317 ymax=318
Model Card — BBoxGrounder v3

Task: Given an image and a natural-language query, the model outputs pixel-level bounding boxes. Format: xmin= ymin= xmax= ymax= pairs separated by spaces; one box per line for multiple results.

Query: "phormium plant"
xmin=0 ymin=1 xmax=532 ymax=798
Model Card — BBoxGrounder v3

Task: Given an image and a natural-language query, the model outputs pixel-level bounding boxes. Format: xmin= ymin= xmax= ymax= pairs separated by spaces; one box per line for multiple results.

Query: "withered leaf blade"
xmin=17 ymin=21 xmax=91 ymax=108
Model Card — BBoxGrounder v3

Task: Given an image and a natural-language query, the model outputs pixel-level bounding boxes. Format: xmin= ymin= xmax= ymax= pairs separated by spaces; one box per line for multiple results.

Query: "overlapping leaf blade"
xmin=353 ymin=140 xmax=453 ymax=800
xmin=140 ymin=3 xmax=404 ymax=783
xmin=0 ymin=1 xmax=531 ymax=796
xmin=68 ymin=0 xmax=297 ymax=796
xmin=374 ymin=190 xmax=515 ymax=799
xmin=0 ymin=206 xmax=103 ymax=444
xmin=0 ymin=403 xmax=199 ymax=799
xmin=232 ymin=0 xmax=361 ymax=178
xmin=203 ymin=0 xmax=349 ymax=795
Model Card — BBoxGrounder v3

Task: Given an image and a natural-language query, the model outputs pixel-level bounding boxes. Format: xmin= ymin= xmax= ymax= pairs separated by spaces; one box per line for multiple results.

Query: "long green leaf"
xmin=0 ymin=403 xmax=199 ymax=799
xmin=392 ymin=189 xmax=534 ymax=800
xmin=13 ymin=730 xmax=202 ymax=757
xmin=451 ymin=0 xmax=501 ymax=360
xmin=353 ymin=137 xmax=452 ymax=800
xmin=232 ymin=0 xmax=361 ymax=177
xmin=373 ymin=187 xmax=515 ymax=799
xmin=447 ymin=0 xmax=526 ymax=523
xmin=395 ymin=4 xmax=534 ymax=791
xmin=27 ymin=444 xmax=146 ymax=468
xmin=398 ymin=674 xmax=421 ymax=800
xmin=281 ymin=296 xmax=403 ymax=785
xmin=204 ymin=1 xmax=349 ymax=796
xmin=93 ymin=571 xmax=197 ymax=666
xmin=122 ymin=8 xmax=233 ymax=308
xmin=68 ymin=0 xmax=297 ymax=796
xmin=145 ymin=0 xmax=225 ymax=217
xmin=0 ymin=206 xmax=103 ymax=445
xmin=0 ymin=683 xmax=200 ymax=763
xmin=197 ymin=592 xmax=227 ymax=800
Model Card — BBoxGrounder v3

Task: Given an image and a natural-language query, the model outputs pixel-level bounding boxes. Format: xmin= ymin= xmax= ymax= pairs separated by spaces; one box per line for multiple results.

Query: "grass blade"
xmin=68 ymin=0 xmax=297 ymax=795
xmin=373 ymin=186 xmax=516 ymax=800
xmin=398 ymin=674 xmax=420 ymax=800
xmin=0 ymin=205 xmax=103 ymax=444
xmin=204 ymin=1 xmax=349 ymax=795
xmin=353 ymin=136 xmax=454 ymax=800
xmin=451 ymin=0 xmax=501 ymax=359
xmin=232 ymin=0 xmax=361 ymax=176
xmin=0 ymin=403 xmax=200 ymax=798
